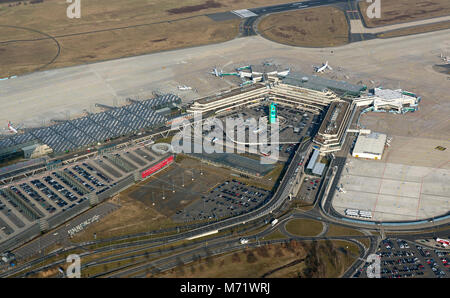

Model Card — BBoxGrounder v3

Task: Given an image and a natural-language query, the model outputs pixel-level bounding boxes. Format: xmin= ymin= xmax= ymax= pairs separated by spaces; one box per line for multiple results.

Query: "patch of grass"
xmin=359 ymin=0 xmax=450 ymax=28
xmin=154 ymin=239 xmax=360 ymax=278
xmin=292 ymin=202 xmax=315 ymax=212
xmin=263 ymin=162 xmax=284 ymax=182
xmin=285 ymin=218 xmax=323 ymax=237
xmin=0 ymin=0 xmax=307 ymax=77
xmin=359 ymin=238 xmax=371 ymax=249
xmin=153 ymin=241 xmax=306 ymax=278
xmin=258 ymin=6 xmax=349 ymax=47
xmin=154 ymin=135 xmax=174 ymax=144
xmin=262 ymin=229 xmax=288 ymax=241
xmin=325 ymin=224 xmax=365 ymax=237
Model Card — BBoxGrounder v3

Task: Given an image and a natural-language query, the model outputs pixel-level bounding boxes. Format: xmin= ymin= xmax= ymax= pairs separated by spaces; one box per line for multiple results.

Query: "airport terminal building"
xmin=313 ymin=100 xmax=355 ymax=154
xmin=354 ymin=88 xmax=420 ymax=114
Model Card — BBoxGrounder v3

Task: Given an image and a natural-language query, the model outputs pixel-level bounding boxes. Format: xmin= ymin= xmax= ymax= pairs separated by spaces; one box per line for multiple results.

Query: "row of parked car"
xmin=19 ymin=183 xmax=56 ymax=213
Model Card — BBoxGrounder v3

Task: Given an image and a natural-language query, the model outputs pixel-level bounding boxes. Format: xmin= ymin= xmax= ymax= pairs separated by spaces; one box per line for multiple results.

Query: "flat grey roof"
xmin=307 ymin=149 xmax=320 ymax=170
xmin=312 ymin=162 xmax=326 ymax=176
xmin=283 ymin=71 xmax=366 ymax=95
xmin=251 ymin=64 xmax=278 ymax=74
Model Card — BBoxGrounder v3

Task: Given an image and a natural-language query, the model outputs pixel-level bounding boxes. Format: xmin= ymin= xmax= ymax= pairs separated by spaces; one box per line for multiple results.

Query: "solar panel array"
xmin=0 ymin=94 xmax=180 ymax=153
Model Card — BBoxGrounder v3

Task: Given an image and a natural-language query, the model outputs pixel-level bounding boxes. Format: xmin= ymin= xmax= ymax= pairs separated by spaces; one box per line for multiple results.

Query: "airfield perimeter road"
xmin=11 ymin=210 xmax=375 ymax=278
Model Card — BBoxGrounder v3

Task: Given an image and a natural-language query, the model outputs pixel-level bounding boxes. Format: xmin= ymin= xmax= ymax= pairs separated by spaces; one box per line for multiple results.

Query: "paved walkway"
xmin=350 ymin=16 xmax=450 ymax=34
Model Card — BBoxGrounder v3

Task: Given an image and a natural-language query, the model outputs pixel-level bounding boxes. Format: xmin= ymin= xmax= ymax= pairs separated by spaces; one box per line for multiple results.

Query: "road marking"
xmin=231 ymin=9 xmax=258 ymax=18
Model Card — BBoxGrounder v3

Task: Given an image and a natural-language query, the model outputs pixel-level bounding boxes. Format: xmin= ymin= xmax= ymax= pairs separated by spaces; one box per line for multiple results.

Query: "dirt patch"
xmin=359 ymin=0 xmax=450 ymax=27
xmin=167 ymin=0 xmax=223 ymax=14
xmin=258 ymin=6 xmax=349 ymax=47
xmin=127 ymin=158 xmax=230 ymax=217
xmin=0 ymin=16 xmax=240 ymax=77
xmin=151 ymin=38 xmax=168 ymax=43
xmin=153 ymin=240 xmax=360 ymax=278
xmin=285 ymin=218 xmax=324 ymax=237
xmin=432 ymin=63 xmax=450 ymax=75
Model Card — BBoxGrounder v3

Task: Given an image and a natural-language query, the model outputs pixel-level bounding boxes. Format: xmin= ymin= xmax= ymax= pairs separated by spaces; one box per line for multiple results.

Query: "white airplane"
xmin=2 ymin=121 xmax=21 ymax=134
xmin=440 ymin=53 xmax=450 ymax=63
xmin=210 ymin=67 xmax=222 ymax=77
xmin=314 ymin=61 xmax=333 ymax=73
xmin=337 ymin=186 xmax=346 ymax=193
xmin=177 ymin=85 xmax=192 ymax=91
xmin=436 ymin=238 xmax=449 ymax=247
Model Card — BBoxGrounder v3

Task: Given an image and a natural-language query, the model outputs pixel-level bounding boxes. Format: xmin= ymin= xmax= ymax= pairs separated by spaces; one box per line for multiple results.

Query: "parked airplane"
xmin=177 ymin=85 xmax=192 ymax=91
xmin=440 ymin=53 xmax=450 ymax=63
xmin=314 ymin=61 xmax=333 ymax=73
xmin=210 ymin=67 xmax=222 ymax=77
xmin=337 ymin=186 xmax=346 ymax=193
xmin=2 ymin=121 xmax=21 ymax=134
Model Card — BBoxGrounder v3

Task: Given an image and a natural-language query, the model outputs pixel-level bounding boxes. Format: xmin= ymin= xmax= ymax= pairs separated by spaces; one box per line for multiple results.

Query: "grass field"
xmin=0 ymin=0 xmax=307 ymax=77
xmin=70 ymin=157 xmax=228 ymax=241
xmin=153 ymin=240 xmax=359 ymax=277
xmin=69 ymin=154 xmax=279 ymax=241
xmin=257 ymin=6 xmax=349 ymax=47
xmin=262 ymin=229 xmax=288 ymax=240
xmin=359 ymin=0 xmax=450 ymax=28
xmin=284 ymin=218 xmax=323 ymax=236
xmin=377 ymin=21 xmax=450 ymax=38
xmin=325 ymin=224 xmax=365 ymax=237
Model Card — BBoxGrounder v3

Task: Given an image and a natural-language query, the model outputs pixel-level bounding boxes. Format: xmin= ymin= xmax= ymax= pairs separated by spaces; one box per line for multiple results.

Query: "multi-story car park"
xmin=0 ymin=145 xmax=164 ymax=250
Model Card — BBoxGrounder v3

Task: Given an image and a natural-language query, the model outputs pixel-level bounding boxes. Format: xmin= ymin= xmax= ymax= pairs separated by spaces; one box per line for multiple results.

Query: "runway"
xmin=1 ymin=27 xmax=449 ymax=130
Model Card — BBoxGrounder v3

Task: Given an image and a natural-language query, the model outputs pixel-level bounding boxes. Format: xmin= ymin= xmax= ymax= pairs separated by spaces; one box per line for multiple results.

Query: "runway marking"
xmin=415 ymin=177 xmax=424 ymax=220
xmin=415 ymin=159 xmax=450 ymax=220
xmin=231 ymin=9 xmax=258 ymax=18
xmin=371 ymin=149 xmax=391 ymax=218
xmin=90 ymin=68 xmax=119 ymax=100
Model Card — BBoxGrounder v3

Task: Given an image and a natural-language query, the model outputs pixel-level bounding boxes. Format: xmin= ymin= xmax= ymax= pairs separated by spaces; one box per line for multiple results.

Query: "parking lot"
xmin=0 ymin=145 xmax=160 ymax=243
xmin=296 ymin=175 xmax=322 ymax=204
xmin=173 ymin=179 xmax=271 ymax=222
xmin=206 ymin=104 xmax=322 ymax=160
xmin=355 ymin=238 xmax=450 ymax=278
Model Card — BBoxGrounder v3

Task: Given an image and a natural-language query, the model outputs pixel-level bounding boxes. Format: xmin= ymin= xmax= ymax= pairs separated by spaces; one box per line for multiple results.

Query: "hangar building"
xmin=352 ymin=132 xmax=387 ymax=160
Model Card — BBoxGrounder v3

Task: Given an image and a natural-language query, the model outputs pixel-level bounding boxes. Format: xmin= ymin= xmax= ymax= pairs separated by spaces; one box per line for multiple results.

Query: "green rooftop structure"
xmin=270 ymin=102 xmax=277 ymax=124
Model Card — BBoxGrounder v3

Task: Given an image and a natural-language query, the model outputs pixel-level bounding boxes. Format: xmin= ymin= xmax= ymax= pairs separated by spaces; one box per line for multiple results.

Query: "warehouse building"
xmin=352 ymin=132 xmax=387 ymax=160
xmin=305 ymin=148 xmax=327 ymax=176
